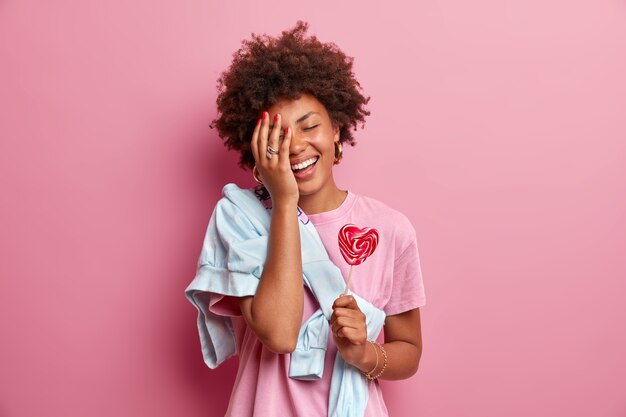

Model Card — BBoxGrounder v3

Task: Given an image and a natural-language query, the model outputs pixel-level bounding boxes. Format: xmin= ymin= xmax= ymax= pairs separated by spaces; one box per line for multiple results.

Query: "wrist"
xmin=361 ymin=342 xmax=388 ymax=381
xmin=354 ymin=341 xmax=378 ymax=373
xmin=270 ymin=195 xmax=299 ymax=211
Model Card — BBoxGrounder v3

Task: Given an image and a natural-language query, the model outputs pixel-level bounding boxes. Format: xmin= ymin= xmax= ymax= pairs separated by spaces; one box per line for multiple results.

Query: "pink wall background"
xmin=1 ymin=0 xmax=625 ymax=416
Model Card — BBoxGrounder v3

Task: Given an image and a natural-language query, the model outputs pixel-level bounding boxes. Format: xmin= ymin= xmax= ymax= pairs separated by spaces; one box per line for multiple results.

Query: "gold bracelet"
xmin=361 ymin=340 xmax=379 ymax=377
xmin=368 ymin=342 xmax=387 ymax=380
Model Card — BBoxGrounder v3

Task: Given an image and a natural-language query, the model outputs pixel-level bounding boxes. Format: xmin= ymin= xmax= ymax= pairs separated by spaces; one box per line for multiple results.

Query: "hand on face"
xmin=330 ymin=294 xmax=368 ymax=367
xmin=250 ymin=112 xmax=299 ymax=204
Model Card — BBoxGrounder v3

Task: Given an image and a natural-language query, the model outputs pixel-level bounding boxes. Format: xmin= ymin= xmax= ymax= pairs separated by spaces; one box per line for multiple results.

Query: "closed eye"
xmin=304 ymin=124 xmax=319 ymax=131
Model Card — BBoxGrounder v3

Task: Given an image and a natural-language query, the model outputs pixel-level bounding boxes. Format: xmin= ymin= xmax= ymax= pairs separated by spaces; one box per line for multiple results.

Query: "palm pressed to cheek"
xmin=262 ymin=93 xmax=344 ymax=213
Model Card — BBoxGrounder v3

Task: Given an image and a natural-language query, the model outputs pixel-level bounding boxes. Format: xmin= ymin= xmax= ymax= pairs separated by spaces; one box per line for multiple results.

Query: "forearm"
xmin=354 ymin=340 xmax=422 ymax=380
xmin=249 ymin=201 xmax=303 ymax=350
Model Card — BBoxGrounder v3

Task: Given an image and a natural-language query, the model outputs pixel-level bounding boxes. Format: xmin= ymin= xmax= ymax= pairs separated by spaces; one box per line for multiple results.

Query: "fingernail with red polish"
xmin=274 ymin=114 xmax=279 ymax=122
xmin=285 ymin=127 xmax=289 ymax=134
xmin=262 ymin=112 xmax=268 ymax=119
xmin=256 ymin=118 xmax=261 ymax=126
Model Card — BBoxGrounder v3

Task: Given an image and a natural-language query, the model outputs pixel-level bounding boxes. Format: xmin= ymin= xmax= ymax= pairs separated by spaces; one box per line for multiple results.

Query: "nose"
xmin=288 ymin=128 xmax=307 ymax=156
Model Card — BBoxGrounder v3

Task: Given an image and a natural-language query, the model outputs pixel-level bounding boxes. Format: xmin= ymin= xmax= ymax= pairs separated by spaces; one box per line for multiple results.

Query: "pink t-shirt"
xmin=214 ymin=190 xmax=426 ymax=416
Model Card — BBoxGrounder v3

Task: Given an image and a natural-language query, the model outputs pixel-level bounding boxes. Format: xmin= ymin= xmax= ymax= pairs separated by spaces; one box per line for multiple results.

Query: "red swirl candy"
xmin=338 ymin=224 xmax=379 ymax=266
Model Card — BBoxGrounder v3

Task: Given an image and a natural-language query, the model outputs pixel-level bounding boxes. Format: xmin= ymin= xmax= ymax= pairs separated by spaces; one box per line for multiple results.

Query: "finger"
xmin=333 ymin=295 xmax=358 ymax=310
xmin=279 ymin=125 xmax=292 ymax=168
xmin=257 ymin=112 xmax=269 ymax=166
xmin=332 ymin=319 xmax=365 ymax=342
xmin=336 ymin=326 xmax=366 ymax=344
xmin=331 ymin=316 xmax=359 ymax=331
xmin=250 ymin=117 xmax=262 ymax=163
xmin=331 ymin=320 xmax=345 ymax=337
xmin=267 ymin=113 xmax=281 ymax=161
xmin=332 ymin=323 xmax=348 ymax=339
xmin=332 ymin=315 xmax=364 ymax=332
xmin=330 ymin=312 xmax=346 ymax=329
xmin=332 ymin=320 xmax=364 ymax=342
xmin=331 ymin=322 xmax=341 ymax=337
xmin=332 ymin=307 xmax=365 ymax=322
xmin=330 ymin=314 xmax=340 ymax=333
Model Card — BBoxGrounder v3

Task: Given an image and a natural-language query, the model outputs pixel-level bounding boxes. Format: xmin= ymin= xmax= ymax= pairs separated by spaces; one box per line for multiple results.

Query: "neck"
xmin=298 ymin=184 xmax=347 ymax=215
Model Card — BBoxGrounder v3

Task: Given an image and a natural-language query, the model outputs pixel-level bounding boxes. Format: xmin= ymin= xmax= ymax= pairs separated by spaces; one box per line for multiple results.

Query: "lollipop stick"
xmin=343 ymin=265 xmax=354 ymax=295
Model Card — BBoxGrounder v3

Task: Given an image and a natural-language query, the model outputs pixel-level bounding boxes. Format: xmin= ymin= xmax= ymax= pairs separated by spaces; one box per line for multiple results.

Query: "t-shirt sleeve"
xmin=384 ymin=238 xmax=426 ymax=316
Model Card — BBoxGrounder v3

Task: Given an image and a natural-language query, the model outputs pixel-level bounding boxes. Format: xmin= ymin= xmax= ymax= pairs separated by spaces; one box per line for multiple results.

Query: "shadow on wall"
xmin=208 ymin=137 xmax=253 ymax=191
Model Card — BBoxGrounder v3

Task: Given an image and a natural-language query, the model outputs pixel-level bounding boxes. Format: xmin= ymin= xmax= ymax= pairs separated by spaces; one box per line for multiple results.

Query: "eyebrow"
xmin=269 ymin=111 xmax=320 ymax=130
xmin=296 ymin=111 xmax=319 ymax=123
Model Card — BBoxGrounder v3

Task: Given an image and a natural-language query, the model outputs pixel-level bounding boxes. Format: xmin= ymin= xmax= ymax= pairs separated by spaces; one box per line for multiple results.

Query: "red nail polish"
xmin=262 ymin=112 xmax=267 ymax=120
xmin=274 ymin=114 xmax=279 ymax=122
xmin=285 ymin=127 xmax=289 ymax=134
xmin=256 ymin=118 xmax=261 ymax=126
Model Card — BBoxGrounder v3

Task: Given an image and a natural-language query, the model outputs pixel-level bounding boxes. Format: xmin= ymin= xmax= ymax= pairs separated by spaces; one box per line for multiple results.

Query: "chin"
xmin=297 ymin=186 xmax=318 ymax=197
xmin=296 ymin=180 xmax=323 ymax=197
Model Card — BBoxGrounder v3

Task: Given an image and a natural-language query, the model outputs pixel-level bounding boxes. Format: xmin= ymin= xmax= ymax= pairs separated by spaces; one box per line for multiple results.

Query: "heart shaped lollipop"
xmin=338 ymin=224 xmax=379 ymax=293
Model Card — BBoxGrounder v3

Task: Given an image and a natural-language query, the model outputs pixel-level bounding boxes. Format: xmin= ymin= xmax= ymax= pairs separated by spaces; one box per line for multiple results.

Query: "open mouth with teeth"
xmin=291 ymin=156 xmax=319 ymax=173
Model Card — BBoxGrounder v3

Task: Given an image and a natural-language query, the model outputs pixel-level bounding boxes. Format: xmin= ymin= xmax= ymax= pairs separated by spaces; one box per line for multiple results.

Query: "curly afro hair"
xmin=210 ymin=21 xmax=371 ymax=170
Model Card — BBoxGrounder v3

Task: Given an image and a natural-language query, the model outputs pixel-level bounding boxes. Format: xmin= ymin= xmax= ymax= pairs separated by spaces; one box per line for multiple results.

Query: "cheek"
xmin=316 ymin=131 xmax=337 ymax=154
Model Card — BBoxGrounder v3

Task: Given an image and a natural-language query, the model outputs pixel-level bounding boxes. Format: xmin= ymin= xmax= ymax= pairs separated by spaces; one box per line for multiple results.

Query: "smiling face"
xmin=265 ymin=93 xmax=345 ymax=213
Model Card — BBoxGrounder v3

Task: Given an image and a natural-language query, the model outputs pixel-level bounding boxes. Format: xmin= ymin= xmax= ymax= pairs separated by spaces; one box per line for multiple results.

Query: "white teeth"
xmin=291 ymin=157 xmax=317 ymax=171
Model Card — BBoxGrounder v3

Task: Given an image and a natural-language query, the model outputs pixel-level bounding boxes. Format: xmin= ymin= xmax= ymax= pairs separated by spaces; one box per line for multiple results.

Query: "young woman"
xmin=186 ymin=21 xmax=426 ymax=417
